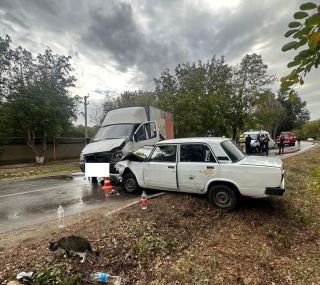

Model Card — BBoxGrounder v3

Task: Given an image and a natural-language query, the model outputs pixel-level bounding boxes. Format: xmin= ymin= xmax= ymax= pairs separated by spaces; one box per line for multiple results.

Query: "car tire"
xmin=208 ymin=185 xmax=237 ymax=211
xmin=122 ymin=173 xmax=140 ymax=193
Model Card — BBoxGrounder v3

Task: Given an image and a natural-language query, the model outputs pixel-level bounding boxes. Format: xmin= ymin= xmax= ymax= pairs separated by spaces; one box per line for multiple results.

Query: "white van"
xmin=242 ymin=130 xmax=271 ymax=153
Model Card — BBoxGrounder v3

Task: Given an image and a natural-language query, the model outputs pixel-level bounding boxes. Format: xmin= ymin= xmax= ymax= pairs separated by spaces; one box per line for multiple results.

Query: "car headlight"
xmin=112 ymin=151 xmax=123 ymax=161
xmin=80 ymin=152 xmax=84 ymax=161
xmin=115 ymin=162 xmax=124 ymax=174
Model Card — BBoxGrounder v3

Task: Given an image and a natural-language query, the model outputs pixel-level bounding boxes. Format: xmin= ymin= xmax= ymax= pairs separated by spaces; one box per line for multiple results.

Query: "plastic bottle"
xmin=57 ymin=205 xmax=65 ymax=228
xmin=89 ymin=272 xmax=121 ymax=284
xmin=141 ymin=191 xmax=147 ymax=210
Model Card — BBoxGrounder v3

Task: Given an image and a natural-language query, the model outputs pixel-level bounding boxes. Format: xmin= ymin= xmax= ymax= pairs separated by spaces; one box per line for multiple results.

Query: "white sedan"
xmin=115 ymin=138 xmax=285 ymax=210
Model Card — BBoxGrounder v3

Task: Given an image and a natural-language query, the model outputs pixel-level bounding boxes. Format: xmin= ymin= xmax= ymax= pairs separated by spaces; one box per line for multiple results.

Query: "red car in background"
xmin=276 ymin=132 xmax=297 ymax=146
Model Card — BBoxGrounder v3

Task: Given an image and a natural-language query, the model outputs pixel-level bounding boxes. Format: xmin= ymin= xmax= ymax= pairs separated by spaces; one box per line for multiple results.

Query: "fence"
xmin=0 ymin=135 xmax=86 ymax=165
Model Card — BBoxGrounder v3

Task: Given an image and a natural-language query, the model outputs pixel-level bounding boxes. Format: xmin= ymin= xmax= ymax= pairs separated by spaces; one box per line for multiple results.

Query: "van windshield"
xmin=92 ymin=124 xmax=135 ymax=142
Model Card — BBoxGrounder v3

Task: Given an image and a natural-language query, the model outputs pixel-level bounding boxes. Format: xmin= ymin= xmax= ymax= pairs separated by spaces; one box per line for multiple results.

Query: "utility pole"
xmin=84 ymin=94 xmax=89 ymax=144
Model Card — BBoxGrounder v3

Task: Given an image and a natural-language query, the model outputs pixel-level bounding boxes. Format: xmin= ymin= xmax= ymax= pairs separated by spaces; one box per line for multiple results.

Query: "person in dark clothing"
xmin=264 ymin=134 xmax=270 ymax=156
xmin=245 ymin=134 xmax=252 ymax=155
xmin=278 ymin=134 xmax=285 ymax=155
xmin=297 ymin=137 xmax=301 ymax=146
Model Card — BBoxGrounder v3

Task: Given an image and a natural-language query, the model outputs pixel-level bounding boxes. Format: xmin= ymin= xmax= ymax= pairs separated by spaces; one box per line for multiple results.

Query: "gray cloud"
xmin=0 ymin=0 xmax=319 ymax=121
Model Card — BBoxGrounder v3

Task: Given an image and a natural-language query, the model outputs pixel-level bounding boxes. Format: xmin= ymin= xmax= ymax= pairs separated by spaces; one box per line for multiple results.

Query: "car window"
xmin=220 ymin=140 xmax=245 ymax=162
xmin=180 ymin=144 xmax=217 ymax=163
xmin=150 ymin=145 xmax=177 ymax=162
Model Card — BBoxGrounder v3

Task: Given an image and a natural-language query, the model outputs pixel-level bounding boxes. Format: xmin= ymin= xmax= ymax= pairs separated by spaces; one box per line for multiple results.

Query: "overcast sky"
xmin=1 ymin=0 xmax=319 ymax=125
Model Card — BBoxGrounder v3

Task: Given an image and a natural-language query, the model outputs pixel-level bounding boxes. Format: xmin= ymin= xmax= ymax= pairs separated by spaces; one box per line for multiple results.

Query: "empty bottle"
xmin=57 ymin=205 xmax=65 ymax=228
xmin=89 ymin=272 xmax=121 ymax=284
xmin=141 ymin=191 xmax=147 ymax=210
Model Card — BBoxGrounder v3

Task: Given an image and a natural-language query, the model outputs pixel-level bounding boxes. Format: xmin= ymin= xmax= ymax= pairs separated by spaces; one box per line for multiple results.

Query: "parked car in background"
xmin=307 ymin=138 xmax=314 ymax=141
xmin=114 ymin=137 xmax=285 ymax=211
xmin=242 ymin=130 xmax=271 ymax=153
xmin=276 ymin=132 xmax=296 ymax=146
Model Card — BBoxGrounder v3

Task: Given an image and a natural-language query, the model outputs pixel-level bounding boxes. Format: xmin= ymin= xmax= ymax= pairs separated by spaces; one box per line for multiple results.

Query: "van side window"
xmin=180 ymin=144 xmax=216 ymax=163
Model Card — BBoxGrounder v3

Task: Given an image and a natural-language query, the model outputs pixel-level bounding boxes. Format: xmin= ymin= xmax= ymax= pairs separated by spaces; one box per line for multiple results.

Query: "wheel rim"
xmin=214 ymin=190 xmax=231 ymax=208
xmin=125 ymin=177 xmax=136 ymax=191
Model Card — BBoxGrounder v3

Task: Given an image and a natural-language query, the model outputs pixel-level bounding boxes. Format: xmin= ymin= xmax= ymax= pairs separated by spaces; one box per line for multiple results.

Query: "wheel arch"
xmin=206 ymin=180 xmax=241 ymax=197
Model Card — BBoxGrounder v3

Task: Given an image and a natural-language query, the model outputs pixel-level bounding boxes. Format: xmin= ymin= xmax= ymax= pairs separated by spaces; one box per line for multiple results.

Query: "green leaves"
xmin=285 ymin=29 xmax=299 ymax=37
xmin=282 ymin=41 xmax=299 ymax=52
xmin=294 ymin=11 xmax=309 ymax=19
xmin=288 ymin=21 xmax=302 ymax=28
xmin=300 ymin=2 xmax=317 ymax=10
xmin=281 ymin=2 xmax=320 ymax=94
xmin=287 ymin=61 xmax=301 ymax=68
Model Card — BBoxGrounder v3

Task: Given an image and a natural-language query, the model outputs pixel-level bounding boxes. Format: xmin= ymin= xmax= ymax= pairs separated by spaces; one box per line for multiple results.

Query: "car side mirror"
xmin=85 ymin=137 xmax=91 ymax=144
xmin=134 ymin=134 xmax=138 ymax=142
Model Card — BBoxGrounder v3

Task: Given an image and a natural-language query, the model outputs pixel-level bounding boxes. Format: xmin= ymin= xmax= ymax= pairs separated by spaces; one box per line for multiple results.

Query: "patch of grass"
xmin=0 ymin=159 xmax=79 ymax=181
xmin=22 ymin=265 xmax=81 ymax=285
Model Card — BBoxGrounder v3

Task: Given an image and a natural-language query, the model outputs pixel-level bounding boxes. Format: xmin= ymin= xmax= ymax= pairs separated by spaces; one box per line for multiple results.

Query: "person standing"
xmin=278 ymin=134 xmax=285 ymax=155
xmin=239 ymin=135 xmax=245 ymax=151
xmin=259 ymin=134 xmax=265 ymax=154
xmin=245 ymin=134 xmax=252 ymax=155
xmin=264 ymin=134 xmax=270 ymax=156
xmin=297 ymin=137 xmax=301 ymax=146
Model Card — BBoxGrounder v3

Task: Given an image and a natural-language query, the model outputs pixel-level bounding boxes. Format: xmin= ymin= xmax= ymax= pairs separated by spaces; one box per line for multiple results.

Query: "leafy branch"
xmin=281 ymin=2 xmax=320 ymax=99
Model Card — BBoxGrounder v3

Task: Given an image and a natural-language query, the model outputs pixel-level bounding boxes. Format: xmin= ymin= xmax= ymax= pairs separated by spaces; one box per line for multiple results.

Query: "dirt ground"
xmin=1 ymin=146 xmax=320 ymax=284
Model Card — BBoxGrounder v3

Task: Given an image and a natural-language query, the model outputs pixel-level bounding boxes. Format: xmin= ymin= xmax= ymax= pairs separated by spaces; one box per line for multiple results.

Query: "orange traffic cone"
xmin=101 ymin=177 xmax=113 ymax=191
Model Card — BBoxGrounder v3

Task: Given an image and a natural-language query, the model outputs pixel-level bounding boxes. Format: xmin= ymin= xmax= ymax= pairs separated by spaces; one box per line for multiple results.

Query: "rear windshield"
xmin=220 ymin=140 xmax=246 ymax=163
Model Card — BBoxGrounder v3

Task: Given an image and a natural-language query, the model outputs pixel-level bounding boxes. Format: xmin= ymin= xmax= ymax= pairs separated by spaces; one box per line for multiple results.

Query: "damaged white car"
xmin=114 ymin=138 xmax=285 ymax=210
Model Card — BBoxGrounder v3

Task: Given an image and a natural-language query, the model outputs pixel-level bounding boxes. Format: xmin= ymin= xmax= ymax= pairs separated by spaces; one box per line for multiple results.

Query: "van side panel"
xmin=165 ymin=112 xmax=174 ymax=139
xmin=102 ymin=106 xmax=148 ymax=126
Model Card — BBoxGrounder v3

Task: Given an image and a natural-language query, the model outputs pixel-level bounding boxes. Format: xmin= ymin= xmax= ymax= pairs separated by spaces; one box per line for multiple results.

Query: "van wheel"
xmin=122 ymin=173 xmax=140 ymax=193
xmin=208 ymin=185 xmax=237 ymax=211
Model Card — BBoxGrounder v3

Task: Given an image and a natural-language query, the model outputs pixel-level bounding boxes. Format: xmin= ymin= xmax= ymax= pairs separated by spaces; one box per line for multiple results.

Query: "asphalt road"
xmin=0 ymin=140 xmax=316 ymax=234
xmin=0 ymin=174 xmax=139 ymax=234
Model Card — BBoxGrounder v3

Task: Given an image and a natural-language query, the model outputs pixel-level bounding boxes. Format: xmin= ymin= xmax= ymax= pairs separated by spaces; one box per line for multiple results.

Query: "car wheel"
xmin=208 ymin=185 xmax=237 ymax=211
xmin=122 ymin=173 xmax=140 ymax=193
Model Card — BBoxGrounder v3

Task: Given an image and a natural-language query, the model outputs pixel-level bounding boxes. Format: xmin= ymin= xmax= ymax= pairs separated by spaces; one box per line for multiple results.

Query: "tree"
xmin=254 ymin=90 xmax=286 ymax=139
xmin=281 ymin=2 xmax=320 ymax=97
xmin=293 ymin=119 xmax=320 ymax=139
xmin=103 ymin=90 xmax=157 ymax=111
xmin=227 ymin=54 xmax=276 ymax=139
xmin=1 ymin=44 xmax=80 ymax=162
xmin=154 ymin=56 xmax=233 ymax=137
xmin=89 ymin=103 xmax=105 ymax=128
xmin=277 ymin=91 xmax=310 ymax=133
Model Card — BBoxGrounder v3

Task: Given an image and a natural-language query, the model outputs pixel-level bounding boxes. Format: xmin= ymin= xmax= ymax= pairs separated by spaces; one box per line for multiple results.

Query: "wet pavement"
xmin=0 ymin=174 xmax=140 ymax=234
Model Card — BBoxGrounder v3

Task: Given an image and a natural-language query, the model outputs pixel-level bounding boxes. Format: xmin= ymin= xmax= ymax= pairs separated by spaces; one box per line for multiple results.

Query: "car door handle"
xmin=168 ymin=166 xmax=175 ymax=169
xmin=206 ymin=166 xmax=214 ymax=169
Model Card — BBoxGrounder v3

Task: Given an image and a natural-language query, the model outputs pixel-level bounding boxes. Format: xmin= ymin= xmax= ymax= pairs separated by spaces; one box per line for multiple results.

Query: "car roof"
xmin=156 ymin=137 xmax=230 ymax=145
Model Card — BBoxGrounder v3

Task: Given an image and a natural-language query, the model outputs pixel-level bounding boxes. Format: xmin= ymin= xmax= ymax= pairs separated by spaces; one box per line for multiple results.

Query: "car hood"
xmin=120 ymin=146 xmax=155 ymax=162
xmin=82 ymin=139 xmax=126 ymax=155
xmin=239 ymin=156 xmax=282 ymax=168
